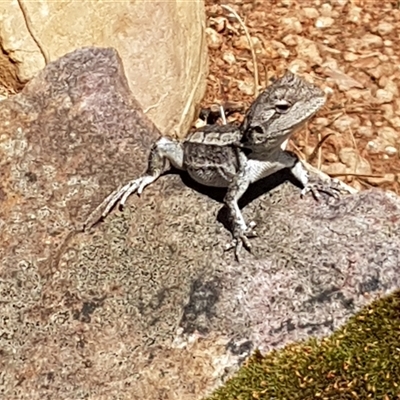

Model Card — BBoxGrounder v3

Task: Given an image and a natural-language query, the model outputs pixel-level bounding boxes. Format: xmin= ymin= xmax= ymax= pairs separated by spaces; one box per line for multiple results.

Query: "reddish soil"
xmin=203 ymin=0 xmax=400 ymax=194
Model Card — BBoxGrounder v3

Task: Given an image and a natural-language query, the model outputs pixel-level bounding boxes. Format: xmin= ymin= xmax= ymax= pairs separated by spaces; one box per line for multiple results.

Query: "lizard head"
xmin=240 ymin=71 xmax=326 ymax=149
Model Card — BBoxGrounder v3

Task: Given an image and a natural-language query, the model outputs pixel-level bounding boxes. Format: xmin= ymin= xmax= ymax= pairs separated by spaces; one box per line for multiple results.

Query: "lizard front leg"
xmin=224 ymin=176 xmax=255 ymax=261
xmin=249 ymin=149 xmax=341 ymax=200
xmin=225 ymin=150 xmax=297 ymax=261
xmin=225 ymin=150 xmax=312 ymax=260
xmin=289 ymin=153 xmax=341 ymax=200
xmin=84 ymin=137 xmax=184 ymax=229
xmin=223 ymin=151 xmax=256 ymax=261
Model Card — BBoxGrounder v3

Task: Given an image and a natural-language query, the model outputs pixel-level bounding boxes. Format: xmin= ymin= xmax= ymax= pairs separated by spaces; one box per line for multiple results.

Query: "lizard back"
xmin=183 ymin=140 xmax=242 ymax=187
xmin=186 ymin=123 xmax=242 ymax=146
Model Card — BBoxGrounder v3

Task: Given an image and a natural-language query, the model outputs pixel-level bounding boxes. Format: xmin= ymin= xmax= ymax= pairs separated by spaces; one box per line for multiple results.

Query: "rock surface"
xmin=0 ymin=0 xmax=207 ymax=137
xmin=1 ymin=48 xmax=400 ymax=400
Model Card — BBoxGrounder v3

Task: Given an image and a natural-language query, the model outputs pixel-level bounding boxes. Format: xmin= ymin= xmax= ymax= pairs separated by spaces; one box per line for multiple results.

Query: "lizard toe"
xmin=224 ymin=232 xmax=253 ymax=262
xmin=301 ymin=179 xmax=342 ymax=202
xmin=137 ymin=175 xmax=157 ymax=195
xmin=233 ymin=229 xmax=253 ymax=261
xmin=120 ymin=180 xmax=141 ymax=207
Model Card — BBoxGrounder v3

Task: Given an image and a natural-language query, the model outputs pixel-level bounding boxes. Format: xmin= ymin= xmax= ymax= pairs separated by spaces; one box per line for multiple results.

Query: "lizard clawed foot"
xmin=301 ymin=178 xmax=342 ymax=201
xmin=225 ymin=222 xmax=257 ymax=262
xmin=83 ymin=175 xmax=157 ymax=230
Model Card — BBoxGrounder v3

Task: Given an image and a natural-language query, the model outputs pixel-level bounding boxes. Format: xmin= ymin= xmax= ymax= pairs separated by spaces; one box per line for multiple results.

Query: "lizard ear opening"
xmin=250 ymin=125 xmax=265 ymax=144
xmin=240 ymin=125 xmax=264 ymax=146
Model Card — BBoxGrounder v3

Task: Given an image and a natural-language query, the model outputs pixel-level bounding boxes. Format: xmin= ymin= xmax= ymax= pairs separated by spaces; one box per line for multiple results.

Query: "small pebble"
xmin=315 ymin=16 xmax=335 ymax=28
xmin=377 ymin=21 xmax=394 ymax=35
xmin=206 ymin=27 xmax=223 ymax=49
xmin=375 ymin=89 xmax=393 ymax=104
xmin=385 ymin=146 xmax=397 ymax=156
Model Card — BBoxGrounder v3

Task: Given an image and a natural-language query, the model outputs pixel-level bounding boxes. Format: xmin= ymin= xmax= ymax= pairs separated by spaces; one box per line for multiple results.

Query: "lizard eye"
xmin=275 ymin=101 xmax=290 ymax=113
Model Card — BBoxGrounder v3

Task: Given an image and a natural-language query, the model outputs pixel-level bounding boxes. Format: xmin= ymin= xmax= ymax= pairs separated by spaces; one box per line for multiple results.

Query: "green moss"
xmin=208 ymin=291 xmax=400 ymax=400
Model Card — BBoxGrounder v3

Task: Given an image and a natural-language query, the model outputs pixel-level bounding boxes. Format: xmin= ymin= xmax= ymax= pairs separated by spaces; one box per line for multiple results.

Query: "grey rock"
xmin=1 ymin=47 xmax=399 ymax=400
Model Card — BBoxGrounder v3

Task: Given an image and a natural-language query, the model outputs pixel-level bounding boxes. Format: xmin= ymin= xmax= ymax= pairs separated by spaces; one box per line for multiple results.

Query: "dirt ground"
xmin=203 ymin=0 xmax=400 ymax=194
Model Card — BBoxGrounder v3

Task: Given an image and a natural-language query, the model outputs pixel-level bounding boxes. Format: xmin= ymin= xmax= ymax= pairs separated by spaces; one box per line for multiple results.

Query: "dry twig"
xmin=221 ymin=4 xmax=259 ymax=97
xmin=307 ymin=133 xmax=335 ymax=164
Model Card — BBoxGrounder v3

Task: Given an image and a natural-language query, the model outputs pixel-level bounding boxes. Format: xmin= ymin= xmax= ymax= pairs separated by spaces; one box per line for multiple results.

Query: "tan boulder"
xmin=0 ymin=0 xmax=207 ymax=137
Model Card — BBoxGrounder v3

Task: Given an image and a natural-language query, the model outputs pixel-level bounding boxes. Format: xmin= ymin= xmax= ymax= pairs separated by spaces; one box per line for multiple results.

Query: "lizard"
xmin=84 ymin=71 xmax=338 ymax=260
